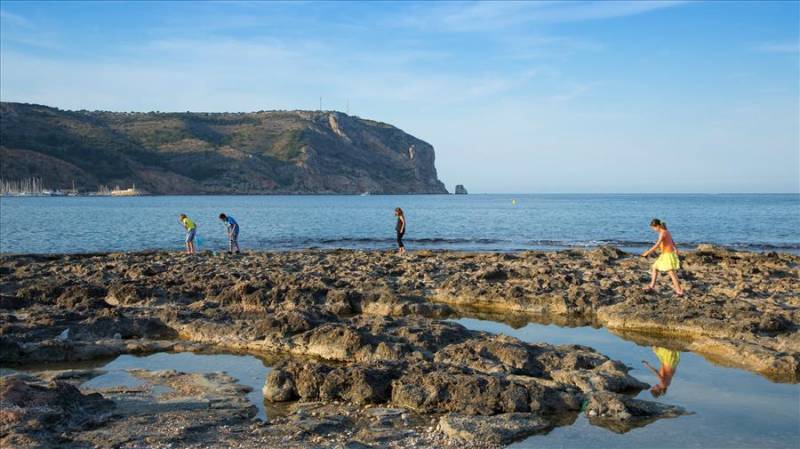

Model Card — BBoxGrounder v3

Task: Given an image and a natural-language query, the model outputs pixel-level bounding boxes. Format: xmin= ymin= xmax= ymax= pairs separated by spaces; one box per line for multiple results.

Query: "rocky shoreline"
xmin=1 ymin=246 xmax=797 ymax=448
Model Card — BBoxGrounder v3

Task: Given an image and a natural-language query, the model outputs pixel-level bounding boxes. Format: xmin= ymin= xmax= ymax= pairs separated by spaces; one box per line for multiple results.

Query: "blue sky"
xmin=1 ymin=1 xmax=798 ymax=193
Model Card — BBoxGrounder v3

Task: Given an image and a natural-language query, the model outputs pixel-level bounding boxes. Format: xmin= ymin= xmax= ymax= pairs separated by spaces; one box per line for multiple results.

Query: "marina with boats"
xmin=0 ymin=177 xmax=145 ymax=197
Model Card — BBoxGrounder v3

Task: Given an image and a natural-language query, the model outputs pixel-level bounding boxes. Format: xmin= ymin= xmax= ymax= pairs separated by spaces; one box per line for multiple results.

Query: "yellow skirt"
xmin=653 ymin=252 xmax=680 ymax=272
xmin=653 ymin=346 xmax=681 ymax=369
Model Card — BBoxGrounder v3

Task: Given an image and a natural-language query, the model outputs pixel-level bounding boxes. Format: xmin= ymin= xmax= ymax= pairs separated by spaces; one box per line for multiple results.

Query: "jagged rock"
xmin=290 ymin=414 xmax=351 ymax=435
xmin=434 ymin=335 xmax=544 ymax=375
xmin=6 ymin=247 xmax=797 ymax=446
xmin=439 ymin=413 xmax=548 ymax=444
xmin=391 ymin=370 xmax=532 ymax=414
xmin=583 ymin=391 xmax=690 ymax=433
xmin=586 ymin=246 xmax=627 ymax=265
xmin=454 ymin=185 xmax=468 ymax=195
xmin=0 ymin=374 xmax=114 ymax=447
xmin=478 ymin=266 xmax=509 ymax=282
xmin=271 ymin=361 xmax=398 ymax=405
xmin=263 ymin=368 xmax=297 ymax=402
xmin=549 ymin=360 xmax=650 ymax=394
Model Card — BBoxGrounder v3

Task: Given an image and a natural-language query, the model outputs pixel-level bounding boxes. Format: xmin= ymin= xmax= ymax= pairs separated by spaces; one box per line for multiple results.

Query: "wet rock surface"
xmin=1 ymin=247 xmax=796 ymax=447
xmin=583 ymin=391 xmax=690 ymax=433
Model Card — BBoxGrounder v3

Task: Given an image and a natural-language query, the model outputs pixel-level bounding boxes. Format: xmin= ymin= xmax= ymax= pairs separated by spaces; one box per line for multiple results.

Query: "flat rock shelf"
xmin=0 ymin=246 xmax=797 ymax=448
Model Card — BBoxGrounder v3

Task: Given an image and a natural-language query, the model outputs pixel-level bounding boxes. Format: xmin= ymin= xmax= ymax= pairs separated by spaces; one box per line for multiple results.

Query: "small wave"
xmin=526 ymin=239 xmax=800 ymax=252
xmin=525 ymin=239 xmax=651 ymax=248
xmin=279 ymin=237 xmax=509 ymax=245
xmin=204 ymin=236 xmax=800 ymax=254
xmin=713 ymin=242 xmax=800 ymax=251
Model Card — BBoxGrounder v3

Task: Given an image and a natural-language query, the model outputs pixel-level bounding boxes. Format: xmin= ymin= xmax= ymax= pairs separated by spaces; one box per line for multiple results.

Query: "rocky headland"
xmin=1 ymin=246 xmax=797 ymax=448
xmin=0 ymin=102 xmax=448 ymax=195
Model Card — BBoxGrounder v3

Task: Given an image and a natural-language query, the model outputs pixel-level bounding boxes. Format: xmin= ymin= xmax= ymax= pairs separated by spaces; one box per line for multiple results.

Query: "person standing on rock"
xmin=642 ymin=218 xmax=684 ymax=296
xmin=395 ymin=208 xmax=406 ymax=255
xmin=179 ymin=214 xmax=197 ymax=255
xmin=219 ymin=213 xmax=240 ymax=254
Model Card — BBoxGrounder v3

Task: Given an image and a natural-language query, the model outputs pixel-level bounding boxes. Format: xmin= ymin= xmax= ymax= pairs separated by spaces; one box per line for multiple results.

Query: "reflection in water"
xmin=448 ymin=304 xmax=595 ymax=329
xmin=451 ymin=317 xmax=800 ymax=449
xmin=643 ymin=346 xmax=681 ymax=398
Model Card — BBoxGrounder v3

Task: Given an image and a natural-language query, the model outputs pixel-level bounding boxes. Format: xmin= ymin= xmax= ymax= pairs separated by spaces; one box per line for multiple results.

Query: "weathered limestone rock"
xmin=583 ymin=391 xmax=690 ymax=433
xmin=271 ymin=361 xmax=398 ymax=405
xmin=439 ymin=413 xmax=548 ymax=444
xmin=3 ymin=247 xmax=794 ymax=447
xmin=0 ymin=374 xmax=114 ymax=447
xmin=391 ymin=369 xmax=533 ymax=414
xmin=262 ymin=368 xmax=295 ymax=402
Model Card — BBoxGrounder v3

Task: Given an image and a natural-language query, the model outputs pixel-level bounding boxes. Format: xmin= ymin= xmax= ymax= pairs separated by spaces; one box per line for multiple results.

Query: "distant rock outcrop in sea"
xmin=0 ymin=102 xmax=448 ymax=195
xmin=454 ymin=184 xmax=468 ymax=194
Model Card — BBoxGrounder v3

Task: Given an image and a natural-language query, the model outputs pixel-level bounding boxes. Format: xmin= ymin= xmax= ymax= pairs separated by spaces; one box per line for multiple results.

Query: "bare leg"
xmin=668 ymin=271 xmax=684 ymax=296
xmin=646 ymin=267 xmax=658 ymax=291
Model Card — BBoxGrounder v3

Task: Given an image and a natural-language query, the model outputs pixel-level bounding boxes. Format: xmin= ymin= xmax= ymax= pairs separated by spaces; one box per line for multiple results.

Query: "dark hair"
xmin=180 ymin=213 xmax=187 ymax=219
xmin=219 ymin=213 xmax=227 ymax=220
xmin=395 ymin=207 xmax=404 ymax=216
xmin=650 ymin=385 xmax=667 ymax=398
xmin=650 ymin=218 xmax=667 ymax=229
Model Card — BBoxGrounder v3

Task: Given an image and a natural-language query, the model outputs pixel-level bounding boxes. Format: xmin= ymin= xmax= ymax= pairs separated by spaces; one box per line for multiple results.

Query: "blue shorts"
xmin=186 ymin=228 xmax=196 ymax=243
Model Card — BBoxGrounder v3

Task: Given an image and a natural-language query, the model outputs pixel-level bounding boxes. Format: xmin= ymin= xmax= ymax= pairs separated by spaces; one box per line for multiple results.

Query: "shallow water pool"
xmin=451 ymin=317 xmax=800 ymax=449
xmin=3 ymin=352 xmax=274 ymax=421
xmin=89 ymin=352 xmax=273 ymax=420
xmin=3 ymin=321 xmax=798 ymax=447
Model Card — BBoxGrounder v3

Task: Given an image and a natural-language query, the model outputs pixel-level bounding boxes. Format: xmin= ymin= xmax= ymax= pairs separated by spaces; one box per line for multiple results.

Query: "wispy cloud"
xmin=752 ymin=41 xmax=800 ymax=54
xmin=493 ymin=33 xmax=605 ymax=61
xmin=0 ymin=10 xmax=33 ymax=28
xmin=1 ymin=33 xmax=549 ymax=114
xmin=402 ymin=1 xmax=686 ymax=32
xmin=0 ymin=9 xmax=63 ymax=50
xmin=548 ymin=82 xmax=599 ymax=103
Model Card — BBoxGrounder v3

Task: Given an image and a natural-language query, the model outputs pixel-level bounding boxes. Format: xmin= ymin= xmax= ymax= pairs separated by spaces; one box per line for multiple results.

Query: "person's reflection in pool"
xmin=642 ymin=346 xmax=681 ymax=397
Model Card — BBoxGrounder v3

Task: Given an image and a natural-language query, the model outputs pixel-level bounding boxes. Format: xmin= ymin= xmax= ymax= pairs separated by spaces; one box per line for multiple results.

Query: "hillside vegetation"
xmin=0 ymin=102 xmax=448 ymax=194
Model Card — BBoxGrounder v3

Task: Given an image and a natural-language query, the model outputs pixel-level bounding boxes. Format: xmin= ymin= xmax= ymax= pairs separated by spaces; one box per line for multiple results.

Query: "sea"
xmin=0 ymin=193 xmax=798 ymax=254
xmin=1 ymin=193 xmax=798 ymax=448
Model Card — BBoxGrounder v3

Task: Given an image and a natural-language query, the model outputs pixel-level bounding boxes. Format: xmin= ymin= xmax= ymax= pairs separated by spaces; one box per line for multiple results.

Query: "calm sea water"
xmin=0 ymin=194 xmax=798 ymax=254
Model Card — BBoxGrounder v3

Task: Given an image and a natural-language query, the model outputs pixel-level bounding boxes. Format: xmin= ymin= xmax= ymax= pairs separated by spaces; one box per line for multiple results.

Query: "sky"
xmin=1 ymin=1 xmax=798 ymax=193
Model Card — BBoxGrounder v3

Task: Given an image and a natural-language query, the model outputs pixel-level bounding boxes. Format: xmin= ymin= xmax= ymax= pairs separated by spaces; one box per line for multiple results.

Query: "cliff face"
xmin=0 ymin=102 xmax=448 ymax=194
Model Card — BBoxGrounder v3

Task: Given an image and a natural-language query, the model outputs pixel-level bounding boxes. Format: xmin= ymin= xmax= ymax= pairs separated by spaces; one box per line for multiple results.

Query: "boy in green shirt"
xmin=179 ymin=214 xmax=197 ymax=254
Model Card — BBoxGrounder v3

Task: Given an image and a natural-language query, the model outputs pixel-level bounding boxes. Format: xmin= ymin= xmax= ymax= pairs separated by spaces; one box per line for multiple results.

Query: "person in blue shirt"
xmin=219 ymin=213 xmax=240 ymax=253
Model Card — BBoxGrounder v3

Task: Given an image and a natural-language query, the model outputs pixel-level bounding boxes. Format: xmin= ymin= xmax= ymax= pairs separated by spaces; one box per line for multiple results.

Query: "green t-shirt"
xmin=182 ymin=217 xmax=196 ymax=230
